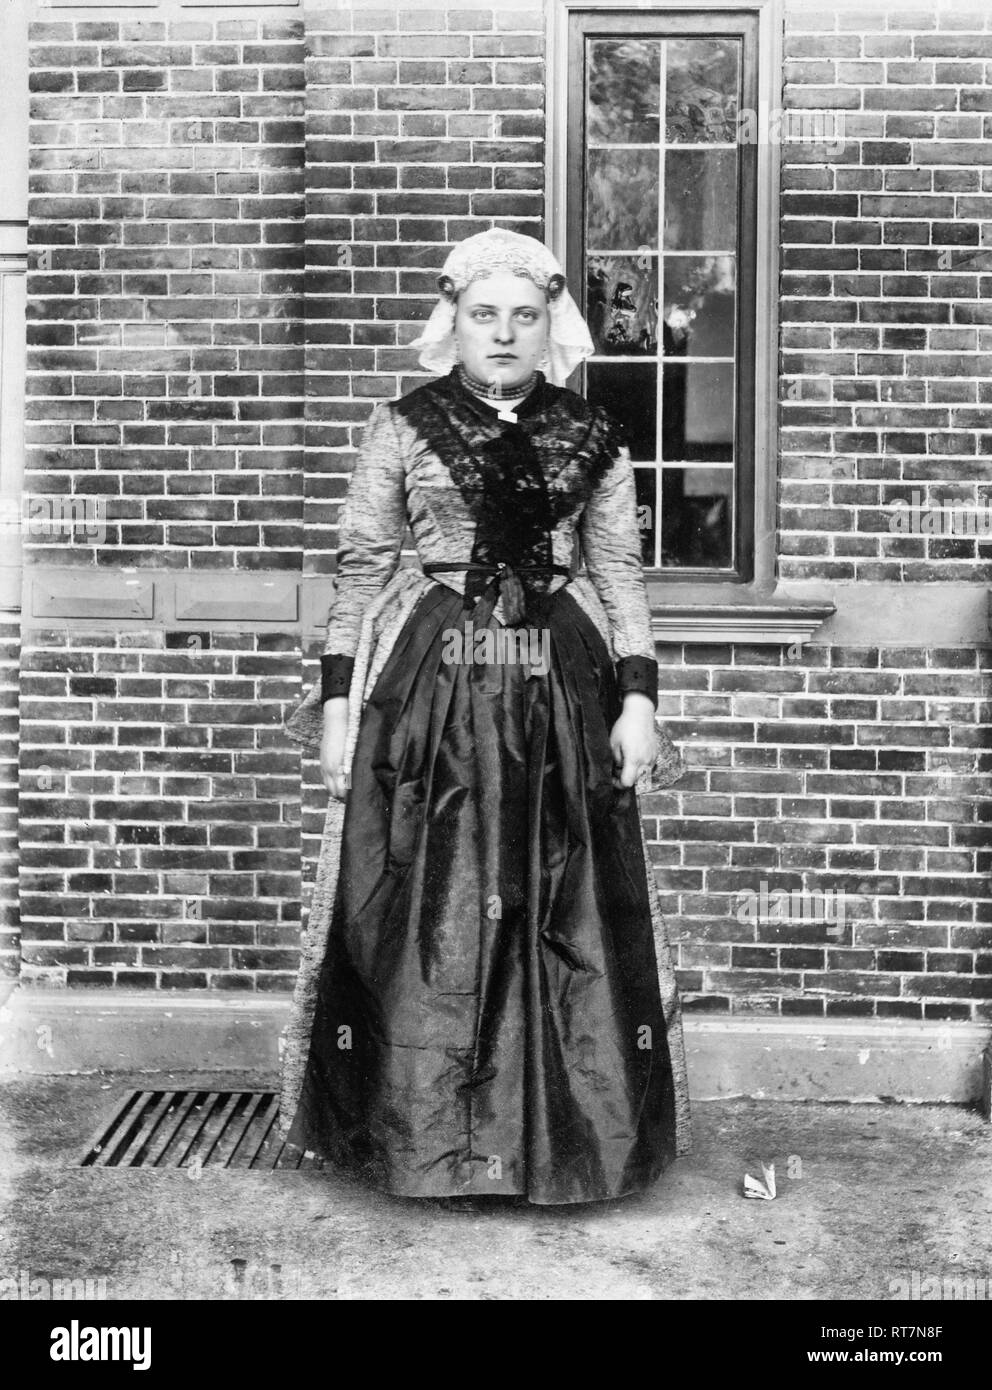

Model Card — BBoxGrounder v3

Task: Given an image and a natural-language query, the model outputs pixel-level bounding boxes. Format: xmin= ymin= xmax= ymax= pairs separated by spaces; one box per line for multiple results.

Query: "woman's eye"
xmin=471 ymin=310 xmax=493 ymax=320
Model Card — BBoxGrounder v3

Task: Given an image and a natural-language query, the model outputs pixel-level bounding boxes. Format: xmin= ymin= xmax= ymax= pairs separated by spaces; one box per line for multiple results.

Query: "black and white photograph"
xmin=0 ymin=0 xmax=989 ymax=1343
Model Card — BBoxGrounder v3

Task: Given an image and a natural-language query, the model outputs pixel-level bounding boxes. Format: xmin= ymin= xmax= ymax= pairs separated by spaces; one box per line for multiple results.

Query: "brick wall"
xmin=18 ymin=626 xmax=301 ymax=990
xmin=779 ymin=4 xmax=992 ymax=584
xmin=21 ymin=15 xmax=306 ymax=989
xmin=649 ymin=640 xmax=990 ymax=1021
xmin=26 ymin=15 xmax=305 ymax=569
xmin=0 ymin=618 xmax=19 ymax=980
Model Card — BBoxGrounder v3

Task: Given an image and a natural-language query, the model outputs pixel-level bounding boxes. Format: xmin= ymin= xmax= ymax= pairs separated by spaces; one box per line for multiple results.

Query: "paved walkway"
xmin=1 ymin=1072 xmax=990 ymax=1300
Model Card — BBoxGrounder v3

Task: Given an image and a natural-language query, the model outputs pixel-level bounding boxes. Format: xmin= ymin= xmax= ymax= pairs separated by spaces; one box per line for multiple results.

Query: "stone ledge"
xmin=685 ymin=1016 xmax=990 ymax=1109
xmin=650 ymin=601 xmax=835 ymax=647
xmin=14 ymin=569 xmax=992 ymax=650
xmin=1 ymin=989 xmax=989 ymax=1112
xmin=22 ymin=568 xmax=301 ymax=628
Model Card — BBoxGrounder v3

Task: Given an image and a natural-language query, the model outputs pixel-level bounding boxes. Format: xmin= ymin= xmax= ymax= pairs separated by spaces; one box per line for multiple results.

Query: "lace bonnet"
xmin=409 ymin=228 xmax=595 ymax=386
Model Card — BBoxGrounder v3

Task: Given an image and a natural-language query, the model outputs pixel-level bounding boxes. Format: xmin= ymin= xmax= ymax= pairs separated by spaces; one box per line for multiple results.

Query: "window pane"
xmin=587 ymin=254 xmax=659 ymax=356
xmin=588 ymin=39 xmax=661 ymax=144
xmin=574 ymin=14 xmax=754 ymax=581
xmin=586 ymin=362 xmax=657 ymax=461
xmin=662 ymin=255 xmax=736 ymax=357
xmin=665 ymin=38 xmax=741 ymax=144
xmin=587 ymin=149 xmax=659 ymax=250
xmin=663 ymin=148 xmax=737 ymax=251
xmin=662 ymin=361 xmax=735 ymax=462
xmin=661 ymin=467 xmax=734 ymax=569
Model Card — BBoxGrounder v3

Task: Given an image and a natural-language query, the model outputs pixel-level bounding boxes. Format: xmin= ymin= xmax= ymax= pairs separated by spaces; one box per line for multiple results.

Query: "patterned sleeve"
xmin=577 ymin=419 xmax=659 ymax=707
xmin=319 ymin=403 xmax=407 ymax=702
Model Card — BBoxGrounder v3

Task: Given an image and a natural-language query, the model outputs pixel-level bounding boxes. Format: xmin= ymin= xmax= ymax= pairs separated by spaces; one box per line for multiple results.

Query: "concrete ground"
xmin=1 ymin=1072 xmax=990 ymax=1301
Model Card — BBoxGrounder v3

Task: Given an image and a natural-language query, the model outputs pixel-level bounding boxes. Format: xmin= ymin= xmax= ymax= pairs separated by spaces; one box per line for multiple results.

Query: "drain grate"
xmin=80 ymin=1090 xmax=324 ymax=1170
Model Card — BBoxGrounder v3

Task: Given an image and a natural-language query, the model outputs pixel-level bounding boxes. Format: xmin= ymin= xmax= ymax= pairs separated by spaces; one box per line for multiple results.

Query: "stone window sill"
xmin=646 ymin=582 xmax=836 ymax=646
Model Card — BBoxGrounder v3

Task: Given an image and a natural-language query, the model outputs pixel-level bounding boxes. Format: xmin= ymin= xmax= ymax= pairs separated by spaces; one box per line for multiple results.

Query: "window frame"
xmin=547 ymin=0 xmax=829 ymax=643
xmin=568 ymin=8 xmax=758 ymax=583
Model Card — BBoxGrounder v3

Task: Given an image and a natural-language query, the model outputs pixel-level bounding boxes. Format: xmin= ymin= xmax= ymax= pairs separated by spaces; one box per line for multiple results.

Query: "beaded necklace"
xmin=456 ymin=364 xmax=539 ymax=422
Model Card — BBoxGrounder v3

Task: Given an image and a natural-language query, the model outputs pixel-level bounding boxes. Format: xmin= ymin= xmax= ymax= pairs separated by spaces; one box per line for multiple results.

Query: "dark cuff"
xmin=320 ymin=652 xmax=355 ymax=703
xmin=616 ymin=655 xmax=658 ymax=708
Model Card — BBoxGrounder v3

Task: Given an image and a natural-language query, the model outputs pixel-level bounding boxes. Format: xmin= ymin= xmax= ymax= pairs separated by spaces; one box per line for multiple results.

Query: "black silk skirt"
xmin=284 ymin=583 xmax=678 ymax=1204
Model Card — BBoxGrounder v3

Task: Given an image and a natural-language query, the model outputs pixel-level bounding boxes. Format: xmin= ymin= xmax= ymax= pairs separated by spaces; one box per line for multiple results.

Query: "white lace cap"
xmin=409 ymin=229 xmax=595 ymax=386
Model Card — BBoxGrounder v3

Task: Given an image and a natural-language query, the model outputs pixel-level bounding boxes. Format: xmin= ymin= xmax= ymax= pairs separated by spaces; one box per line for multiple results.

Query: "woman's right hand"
xmin=320 ymin=697 xmax=349 ymax=800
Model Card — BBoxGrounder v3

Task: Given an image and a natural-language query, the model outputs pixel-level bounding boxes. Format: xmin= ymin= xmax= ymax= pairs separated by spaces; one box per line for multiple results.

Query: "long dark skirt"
xmin=284 ymin=583 xmax=678 ymax=1204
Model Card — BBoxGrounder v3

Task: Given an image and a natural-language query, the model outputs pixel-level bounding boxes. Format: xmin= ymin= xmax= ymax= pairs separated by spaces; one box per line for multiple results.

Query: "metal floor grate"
xmin=80 ymin=1090 xmax=324 ymax=1170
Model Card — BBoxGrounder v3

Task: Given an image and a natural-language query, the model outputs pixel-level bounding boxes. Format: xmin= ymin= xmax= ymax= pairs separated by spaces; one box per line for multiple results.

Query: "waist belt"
xmin=421 ymin=561 xmax=572 ymax=627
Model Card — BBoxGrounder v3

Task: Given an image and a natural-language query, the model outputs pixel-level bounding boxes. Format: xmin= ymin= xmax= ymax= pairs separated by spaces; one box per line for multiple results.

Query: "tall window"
xmin=566 ymin=10 xmax=759 ymax=581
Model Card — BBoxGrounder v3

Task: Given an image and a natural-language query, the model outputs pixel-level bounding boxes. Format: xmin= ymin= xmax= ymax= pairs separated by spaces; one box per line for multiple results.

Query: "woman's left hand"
xmin=610 ymin=692 xmax=658 ymax=789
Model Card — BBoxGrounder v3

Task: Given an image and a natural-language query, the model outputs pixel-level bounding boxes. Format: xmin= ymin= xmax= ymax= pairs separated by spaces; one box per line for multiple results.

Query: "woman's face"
xmin=453 ymin=272 xmax=549 ymax=392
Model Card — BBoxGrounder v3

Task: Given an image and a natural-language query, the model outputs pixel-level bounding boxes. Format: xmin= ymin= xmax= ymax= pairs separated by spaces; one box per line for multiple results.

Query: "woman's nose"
xmin=493 ymin=315 xmax=514 ymax=342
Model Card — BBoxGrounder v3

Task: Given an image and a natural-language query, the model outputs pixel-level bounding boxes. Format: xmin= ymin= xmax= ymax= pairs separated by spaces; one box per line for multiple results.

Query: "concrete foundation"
xmin=1 ymin=989 xmax=989 ymax=1110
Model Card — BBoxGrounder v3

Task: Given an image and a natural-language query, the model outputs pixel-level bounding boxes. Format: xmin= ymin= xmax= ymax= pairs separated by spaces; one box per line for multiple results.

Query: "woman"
xmin=279 ymin=229 xmax=691 ymax=1206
